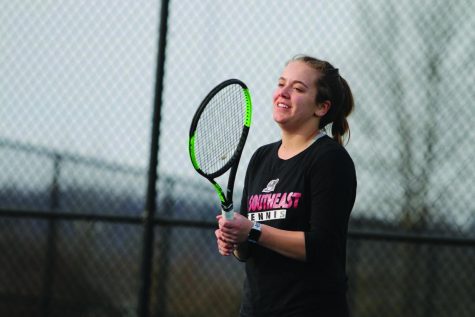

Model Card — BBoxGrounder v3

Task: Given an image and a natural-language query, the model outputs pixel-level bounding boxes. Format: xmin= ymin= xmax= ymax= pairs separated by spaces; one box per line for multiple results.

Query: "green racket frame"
xmin=188 ymin=79 xmax=252 ymax=220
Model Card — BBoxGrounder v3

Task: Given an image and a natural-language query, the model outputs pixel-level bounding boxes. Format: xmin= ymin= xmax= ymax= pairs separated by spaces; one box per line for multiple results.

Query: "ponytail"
xmin=330 ymin=76 xmax=354 ymax=145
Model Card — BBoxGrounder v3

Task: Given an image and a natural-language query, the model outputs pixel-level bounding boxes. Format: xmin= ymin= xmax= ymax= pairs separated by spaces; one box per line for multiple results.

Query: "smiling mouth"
xmin=277 ymin=103 xmax=289 ymax=109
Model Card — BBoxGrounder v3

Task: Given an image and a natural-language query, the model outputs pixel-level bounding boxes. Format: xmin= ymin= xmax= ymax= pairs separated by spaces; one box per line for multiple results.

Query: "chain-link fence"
xmin=1 ymin=0 xmax=474 ymax=316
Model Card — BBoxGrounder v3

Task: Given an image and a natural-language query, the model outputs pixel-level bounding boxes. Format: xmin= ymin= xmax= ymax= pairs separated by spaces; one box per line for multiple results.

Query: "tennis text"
xmin=248 ymin=209 xmax=286 ymax=222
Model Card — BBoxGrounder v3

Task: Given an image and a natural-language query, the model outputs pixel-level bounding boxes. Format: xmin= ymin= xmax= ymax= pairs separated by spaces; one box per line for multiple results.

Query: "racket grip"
xmin=222 ymin=204 xmax=234 ymax=220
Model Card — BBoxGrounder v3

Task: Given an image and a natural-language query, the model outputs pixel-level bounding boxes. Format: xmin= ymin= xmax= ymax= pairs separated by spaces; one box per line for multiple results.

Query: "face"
xmin=272 ymin=61 xmax=322 ymax=131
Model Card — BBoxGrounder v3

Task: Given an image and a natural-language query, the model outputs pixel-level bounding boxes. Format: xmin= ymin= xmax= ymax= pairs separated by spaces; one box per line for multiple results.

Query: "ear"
xmin=314 ymin=100 xmax=331 ymax=117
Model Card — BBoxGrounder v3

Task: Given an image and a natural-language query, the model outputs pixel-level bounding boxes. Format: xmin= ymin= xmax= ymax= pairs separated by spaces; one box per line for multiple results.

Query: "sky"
xmin=0 ymin=0 xmax=360 ymax=168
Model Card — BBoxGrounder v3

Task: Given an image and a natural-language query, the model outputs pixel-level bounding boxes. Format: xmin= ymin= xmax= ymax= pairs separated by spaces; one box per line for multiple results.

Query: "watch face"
xmin=248 ymin=222 xmax=262 ymax=243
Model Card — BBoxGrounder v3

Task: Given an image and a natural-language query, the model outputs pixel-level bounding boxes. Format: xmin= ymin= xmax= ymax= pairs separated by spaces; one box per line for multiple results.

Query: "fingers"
xmin=217 ymin=239 xmax=235 ymax=256
xmin=216 ymin=215 xmax=252 ymax=246
xmin=219 ymin=230 xmax=238 ymax=244
xmin=218 ymin=242 xmax=234 ymax=256
xmin=217 ymin=215 xmax=230 ymax=229
xmin=216 ymin=213 xmax=245 ymax=256
xmin=215 ymin=228 xmax=236 ymax=256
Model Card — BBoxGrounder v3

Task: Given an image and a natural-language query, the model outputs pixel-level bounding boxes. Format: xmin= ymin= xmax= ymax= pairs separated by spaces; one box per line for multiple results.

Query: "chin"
xmin=273 ymin=118 xmax=289 ymax=129
xmin=273 ymin=111 xmax=287 ymax=122
xmin=272 ymin=115 xmax=285 ymax=125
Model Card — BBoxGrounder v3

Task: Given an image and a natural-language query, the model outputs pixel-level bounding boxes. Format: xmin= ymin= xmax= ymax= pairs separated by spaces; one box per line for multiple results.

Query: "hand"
xmin=215 ymin=228 xmax=236 ymax=256
xmin=217 ymin=213 xmax=253 ymax=244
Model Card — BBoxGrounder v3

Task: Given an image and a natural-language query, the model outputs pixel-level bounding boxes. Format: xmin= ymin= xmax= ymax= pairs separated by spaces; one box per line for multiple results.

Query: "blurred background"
xmin=1 ymin=0 xmax=474 ymax=316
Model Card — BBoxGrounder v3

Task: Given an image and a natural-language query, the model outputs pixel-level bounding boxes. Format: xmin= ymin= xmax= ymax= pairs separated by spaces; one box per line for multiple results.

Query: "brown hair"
xmin=290 ymin=55 xmax=355 ymax=145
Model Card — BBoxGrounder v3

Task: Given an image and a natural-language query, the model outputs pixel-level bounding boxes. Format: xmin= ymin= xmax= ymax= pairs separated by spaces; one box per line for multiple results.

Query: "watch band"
xmin=248 ymin=221 xmax=262 ymax=244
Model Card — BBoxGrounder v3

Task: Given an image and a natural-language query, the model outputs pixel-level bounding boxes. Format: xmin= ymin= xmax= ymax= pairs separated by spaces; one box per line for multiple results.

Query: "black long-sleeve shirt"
xmin=239 ymin=135 xmax=357 ymax=317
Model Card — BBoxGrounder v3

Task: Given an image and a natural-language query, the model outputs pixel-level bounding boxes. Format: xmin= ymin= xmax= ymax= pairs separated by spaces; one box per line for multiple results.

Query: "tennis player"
xmin=215 ymin=55 xmax=357 ymax=317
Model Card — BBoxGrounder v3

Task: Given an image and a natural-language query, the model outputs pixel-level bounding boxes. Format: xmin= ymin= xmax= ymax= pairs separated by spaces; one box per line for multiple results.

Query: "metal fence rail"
xmin=1 ymin=205 xmax=474 ymax=317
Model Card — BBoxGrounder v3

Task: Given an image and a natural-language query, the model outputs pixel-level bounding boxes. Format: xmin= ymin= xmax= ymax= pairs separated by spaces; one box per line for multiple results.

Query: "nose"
xmin=279 ymin=85 xmax=291 ymax=98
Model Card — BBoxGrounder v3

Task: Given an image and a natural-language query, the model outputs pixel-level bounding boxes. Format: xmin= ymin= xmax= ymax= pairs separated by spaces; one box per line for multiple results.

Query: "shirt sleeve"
xmin=304 ymin=148 xmax=356 ymax=263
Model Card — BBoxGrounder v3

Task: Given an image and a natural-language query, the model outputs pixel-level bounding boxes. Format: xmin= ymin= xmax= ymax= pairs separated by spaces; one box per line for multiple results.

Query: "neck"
xmin=279 ymin=129 xmax=323 ymax=159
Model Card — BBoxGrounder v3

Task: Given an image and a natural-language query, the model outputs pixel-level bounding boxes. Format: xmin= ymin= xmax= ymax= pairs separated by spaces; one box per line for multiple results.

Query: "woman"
xmin=215 ymin=55 xmax=357 ymax=317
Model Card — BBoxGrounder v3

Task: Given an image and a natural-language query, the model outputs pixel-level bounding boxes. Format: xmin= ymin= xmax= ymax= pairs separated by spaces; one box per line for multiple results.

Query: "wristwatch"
xmin=248 ymin=221 xmax=262 ymax=244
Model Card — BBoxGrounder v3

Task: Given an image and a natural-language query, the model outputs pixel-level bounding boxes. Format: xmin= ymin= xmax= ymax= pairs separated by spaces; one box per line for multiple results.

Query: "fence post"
xmin=138 ymin=0 xmax=170 ymax=316
xmin=155 ymin=177 xmax=175 ymax=316
xmin=41 ymin=154 xmax=62 ymax=317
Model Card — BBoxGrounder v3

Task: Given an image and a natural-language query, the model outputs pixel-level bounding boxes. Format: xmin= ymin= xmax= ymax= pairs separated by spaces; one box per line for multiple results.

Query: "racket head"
xmin=189 ymin=79 xmax=252 ymax=181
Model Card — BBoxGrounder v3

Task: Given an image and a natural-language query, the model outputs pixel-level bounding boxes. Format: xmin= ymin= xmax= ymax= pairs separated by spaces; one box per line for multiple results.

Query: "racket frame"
xmin=188 ymin=79 xmax=252 ymax=220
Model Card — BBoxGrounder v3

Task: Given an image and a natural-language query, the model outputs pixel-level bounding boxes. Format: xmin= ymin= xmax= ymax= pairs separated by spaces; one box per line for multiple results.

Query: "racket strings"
xmin=194 ymin=84 xmax=246 ymax=175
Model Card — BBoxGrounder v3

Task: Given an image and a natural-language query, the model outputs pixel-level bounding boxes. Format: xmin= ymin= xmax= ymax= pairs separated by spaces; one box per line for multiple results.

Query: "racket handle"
xmin=222 ymin=204 xmax=234 ymax=220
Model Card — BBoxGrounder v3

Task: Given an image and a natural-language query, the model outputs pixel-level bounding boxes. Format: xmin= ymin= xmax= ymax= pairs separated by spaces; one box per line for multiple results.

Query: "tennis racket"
xmin=188 ymin=79 xmax=252 ymax=220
